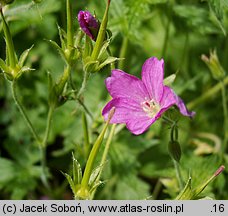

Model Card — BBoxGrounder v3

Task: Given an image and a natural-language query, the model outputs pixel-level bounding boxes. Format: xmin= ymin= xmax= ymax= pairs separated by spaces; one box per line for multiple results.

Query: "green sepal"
xmin=176 ymin=176 xmax=192 ymax=200
xmin=15 ymin=66 xmax=35 ymax=80
xmin=18 ymin=45 xmax=34 ymax=68
xmin=164 ymin=74 xmax=176 ymax=86
xmin=0 ymin=58 xmax=10 ymax=74
xmin=83 ymin=57 xmax=99 ymax=73
xmin=47 ymin=39 xmax=67 ymax=63
xmin=97 ymin=39 xmax=111 ymax=61
xmin=72 ymin=153 xmax=82 ymax=185
xmin=83 ymin=36 xmax=93 ymax=59
xmin=89 ymin=163 xmax=105 ymax=187
xmin=83 ymin=55 xmax=120 ymax=73
xmin=89 ymin=180 xmax=104 ymax=195
xmin=96 ymin=56 xmax=120 ymax=71
xmin=57 ymin=25 xmax=67 ymax=51
xmin=61 ymin=171 xmax=77 ymax=196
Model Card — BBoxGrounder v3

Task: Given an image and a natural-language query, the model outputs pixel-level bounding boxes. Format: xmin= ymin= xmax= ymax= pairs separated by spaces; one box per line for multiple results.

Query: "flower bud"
xmin=168 ymin=140 xmax=182 ymax=162
xmin=78 ymin=11 xmax=99 ymax=41
xmin=201 ymin=50 xmax=225 ymax=81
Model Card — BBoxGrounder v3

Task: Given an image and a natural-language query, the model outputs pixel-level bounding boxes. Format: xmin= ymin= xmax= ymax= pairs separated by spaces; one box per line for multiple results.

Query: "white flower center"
xmin=141 ymin=99 xmax=160 ymax=118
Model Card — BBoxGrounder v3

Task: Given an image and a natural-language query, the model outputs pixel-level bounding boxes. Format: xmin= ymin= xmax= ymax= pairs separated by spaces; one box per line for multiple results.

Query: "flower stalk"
xmin=78 ymin=108 xmax=115 ymax=199
xmin=91 ymin=123 xmax=116 ymax=198
xmin=66 ymin=0 xmax=73 ymax=49
xmin=82 ymin=112 xmax=90 ymax=159
xmin=173 ymin=159 xmax=184 ymax=190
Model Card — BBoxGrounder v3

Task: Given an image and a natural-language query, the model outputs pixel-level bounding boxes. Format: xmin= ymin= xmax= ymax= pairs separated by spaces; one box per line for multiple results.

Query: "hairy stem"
xmin=82 ymin=112 xmax=90 ymax=159
xmin=97 ymin=124 xmax=116 ymax=182
xmin=41 ymin=107 xmax=54 ymax=148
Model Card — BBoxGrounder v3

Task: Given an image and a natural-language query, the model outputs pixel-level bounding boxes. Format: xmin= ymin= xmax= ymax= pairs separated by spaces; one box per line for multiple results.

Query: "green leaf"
xmin=0 ymin=158 xmax=16 ymax=184
xmin=57 ymin=25 xmax=67 ymax=51
xmin=173 ymin=5 xmax=222 ymax=35
xmin=208 ymin=0 xmax=223 ymax=21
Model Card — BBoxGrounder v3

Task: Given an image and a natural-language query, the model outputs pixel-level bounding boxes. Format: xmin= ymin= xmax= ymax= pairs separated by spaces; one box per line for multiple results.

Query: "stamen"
xmin=141 ymin=99 xmax=160 ymax=118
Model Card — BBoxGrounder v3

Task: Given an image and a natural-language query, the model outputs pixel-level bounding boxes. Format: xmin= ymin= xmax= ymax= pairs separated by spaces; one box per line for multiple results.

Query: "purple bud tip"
xmin=78 ymin=10 xmax=99 ymax=40
xmin=108 ymin=107 xmax=116 ymax=122
xmin=214 ymin=165 xmax=225 ymax=177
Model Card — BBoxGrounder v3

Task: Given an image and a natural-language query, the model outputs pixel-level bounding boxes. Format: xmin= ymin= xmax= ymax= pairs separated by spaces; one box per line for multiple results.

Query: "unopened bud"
xmin=201 ymin=50 xmax=225 ymax=81
xmin=78 ymin=11 xmax=100 ymax=41
xmin=168 ymin=140 xmax=181 ymax=162
xmin=214 ymin=165 xmax=225 ymax=177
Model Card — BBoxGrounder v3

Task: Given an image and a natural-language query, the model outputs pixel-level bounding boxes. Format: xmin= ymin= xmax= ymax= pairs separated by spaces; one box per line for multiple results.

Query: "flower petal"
xmin=175 ymin=95 xmax=195 ymax=117
xmin=102 ymin=97 xmax=146 ymax=123
xmin=126 ymin=117 xmax=156 ymax=135
xmin=102 ymin=97 xmax=155 ymax=135
xmin=142 ymin=57 xmax=164 ymax=103
xmin=105 ymin=69 xmax=149 ymax=103
xmin=159 ymin=86 xmax=195 ymax=117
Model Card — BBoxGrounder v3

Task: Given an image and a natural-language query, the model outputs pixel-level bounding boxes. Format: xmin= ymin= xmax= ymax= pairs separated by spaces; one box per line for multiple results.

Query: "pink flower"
xmin=78 ymin=11 xmax=99 ymax=41
xmin=102 ymin=57 xmax=195 ymax=135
